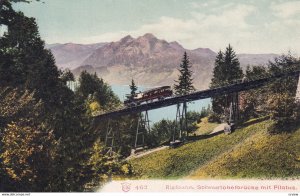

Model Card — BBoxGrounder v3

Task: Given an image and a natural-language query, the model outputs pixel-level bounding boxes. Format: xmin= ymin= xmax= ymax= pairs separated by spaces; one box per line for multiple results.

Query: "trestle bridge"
xmin=92 ymin=70 xmax=300 ymax=155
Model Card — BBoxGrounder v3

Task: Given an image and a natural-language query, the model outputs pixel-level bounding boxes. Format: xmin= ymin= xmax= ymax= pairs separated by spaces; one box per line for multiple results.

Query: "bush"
xmin=199 ymin=104 xmax=212 ymax=118
xmin=268 ymin=115 xmax=300 ymax=134
xmin=186 ymin=111 xmax=202 ymax=123
xmin=150 ymin=120 xmax=175 ymax=146
xmin=208 ymin=113 xmax=221 ymax=123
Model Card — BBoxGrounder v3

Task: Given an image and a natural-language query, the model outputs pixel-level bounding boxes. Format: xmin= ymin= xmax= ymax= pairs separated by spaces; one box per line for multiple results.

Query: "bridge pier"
xmin=134 ymin=110 xmax=150 ymax=150
xmin=296 ymin=73 xmax=300 ymax=101
xmin=228 ymin=92 xmax=239 ymax=125
xmin=173 ymin=101 xmax=188 ymax=142
xmin=94 ymin=70 xmax=300 ymax=154
xmin=105 ymin=119 xmax=120 ymax=156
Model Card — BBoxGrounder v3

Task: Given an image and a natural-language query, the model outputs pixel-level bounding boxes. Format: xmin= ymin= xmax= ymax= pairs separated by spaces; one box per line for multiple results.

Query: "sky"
xmin=13 ymin=0 xmax=300 ymax=54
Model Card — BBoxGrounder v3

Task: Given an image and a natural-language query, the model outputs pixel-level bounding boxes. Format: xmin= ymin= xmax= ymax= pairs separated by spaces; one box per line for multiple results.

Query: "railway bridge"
xmin=92 ymin=70 xmax=300 ymax=155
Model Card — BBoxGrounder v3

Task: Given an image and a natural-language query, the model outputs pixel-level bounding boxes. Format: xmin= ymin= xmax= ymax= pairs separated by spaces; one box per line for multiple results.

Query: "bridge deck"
xmin=93 ymin=71 xmax=300 ymax=121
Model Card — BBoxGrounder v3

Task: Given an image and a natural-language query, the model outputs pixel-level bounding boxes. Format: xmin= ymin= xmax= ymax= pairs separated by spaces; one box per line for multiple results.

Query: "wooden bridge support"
xmin=173 ymin=101 xmax=188 ymax=142
xmin=134 ymin=110 xmax=150 ymax=149
xmin=228 ymin=92 xmax=239 ymax=123
xmin=105 ymin=119 xmax=120 ymax=156
xmin=296 ymin=73 xmax=300 ymax=101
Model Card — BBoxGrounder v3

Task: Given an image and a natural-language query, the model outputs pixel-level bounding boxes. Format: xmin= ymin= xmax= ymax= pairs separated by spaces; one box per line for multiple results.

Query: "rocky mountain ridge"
xmin=47 ymin=34 xmax=278 ymax=89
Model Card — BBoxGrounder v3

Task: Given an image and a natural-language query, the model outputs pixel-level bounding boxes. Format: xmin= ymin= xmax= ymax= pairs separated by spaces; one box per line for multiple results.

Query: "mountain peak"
xmin=169 ymin=41 xmax=183 ymax=49
xmin=141 ymin=33 xmax=157 ymax=39
xmin=120 ymin=35 xmax=134 ymax=43
xmin=193 ymin=47 xmax=216 ymax=55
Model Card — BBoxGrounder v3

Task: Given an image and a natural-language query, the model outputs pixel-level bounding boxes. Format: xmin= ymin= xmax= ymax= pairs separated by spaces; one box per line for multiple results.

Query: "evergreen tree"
xmin=76 ymin=71 xmax=120 ymax=110
xmin=60 ymin=69 xmax=75 ymax=84
xmin=174 ymin=52 xmax=195 ymax=95
xmin=151 ymin=119 xmax=176 ymax=145
xmin=210 ymin=51 xmax=225 ymax=87
xmin=265 ymin=54 xmax=300 ymax=133
xmin=210 ymin=45 xmax=243 ymax=87
xmin=239 ymin=65 xmax=269 ymax=120
xmin=210 ymin=45 xmax=243 ymax=121
xmin=0 ymin=1 xmax=130 ymax=191
xmin=129 ymin=78 xmax=137 ymax=98
xmin=0 ymin=0 xmax=61 ymax=105
xmin=223 ymin=44 xmax=243 ymax=82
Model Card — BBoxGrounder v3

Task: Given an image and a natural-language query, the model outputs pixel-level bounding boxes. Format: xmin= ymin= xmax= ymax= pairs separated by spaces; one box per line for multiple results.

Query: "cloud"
xmin=189 ymin=0 xmax=226 ymax=10
xmin=271 ymin=1 xmax=300 ymax=18
xmin=79 ymin=2 xmax=300 ymax=54
xmin=189 ymin=2 xmax=210 ymax=9
xmin=81 ymin=4 xmax=256 ymax=50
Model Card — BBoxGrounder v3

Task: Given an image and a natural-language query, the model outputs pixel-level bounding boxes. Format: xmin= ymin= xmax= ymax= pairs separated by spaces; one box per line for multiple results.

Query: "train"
xmin=124 ymin=86 xmax=173 ymax=106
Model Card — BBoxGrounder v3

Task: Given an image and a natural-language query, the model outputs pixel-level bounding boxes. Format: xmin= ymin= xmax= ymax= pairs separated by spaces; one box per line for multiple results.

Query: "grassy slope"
xmin=129 ymin=120 xmax=300 ymax=179
xmin=193 ymin=117 xmax=219 ymax=135
xmin=189 ymin=123 xmax=300 ymax=179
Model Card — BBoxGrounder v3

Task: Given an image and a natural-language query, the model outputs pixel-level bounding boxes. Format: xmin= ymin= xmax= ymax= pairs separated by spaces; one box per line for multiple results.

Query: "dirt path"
xmin=126 ymin=124 xmax=226 ymax=160
xmin=126 ymin=145 xmax=169 ymax=160
xmin=210 ymin=123 xmax=226 ymax=134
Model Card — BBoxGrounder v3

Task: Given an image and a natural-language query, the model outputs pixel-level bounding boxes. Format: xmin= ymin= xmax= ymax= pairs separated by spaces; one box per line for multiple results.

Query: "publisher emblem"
xmin=121 ymin=182 xmax=131 ymax=192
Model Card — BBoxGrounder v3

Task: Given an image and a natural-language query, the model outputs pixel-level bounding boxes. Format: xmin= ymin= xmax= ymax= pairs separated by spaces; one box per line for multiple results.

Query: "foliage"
xmin=89 ymin=101 xmax=101 ymax=113
xmin=0 ymin=87 xmax=100 ymax=192
xmin=0 ymin=1 xmax=61 ymax=105
xmin=210 ymin=45 xmax=243 ymax=121
xmin=0 ymin=1 xmax=134 ymax=192
xmin=174 ymin=52 xmax=195 ymax=95
xmin=239 ymin=66 xmax=269 ymax=121
xmin=193 ymin=117 xmax=220 ymax=135
xmin=185 ymin=111 xmax=201 ymax=134
xmin=129 ymin=78 xmax=138 ymax=98
xmin=238 ymin=53 xmax=300 ymax=133
xmin=150 ymin=119 xmax=175 ymax=145
xmin=199 ymin=104 xmax=212 ymax=119
xmin=208 ymin=112 xmax=222 ymax=123
xmin=186 ymin=111 xmax=201 ymax=123
xmin=84 ymin=140 xmax=135 ymax=190
xmin=116 ymin=115 xmax=139 ymax=157
xmin=233 ymin=53 xmax=300 ymax=132
xmin=149 ymin=111 xmax=206 ymax=146
xmin=0 ymin=88 xmax=57 ymax=191
xmin=76 ymin=71 xmax=120 ymax=111
xmin=60 ymin=68 xmax=75 ymax=84
xmin=265 ymin=54 xmax=300 ymax=133
xmin=75 ymin=72 xmax=140 ymax=158
xmin=2 ymin=120 xmax=57 ymax=191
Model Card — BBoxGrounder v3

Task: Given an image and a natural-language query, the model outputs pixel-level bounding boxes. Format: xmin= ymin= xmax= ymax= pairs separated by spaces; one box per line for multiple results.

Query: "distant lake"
xmin=111 ymin=85 xmax=211 ymax=124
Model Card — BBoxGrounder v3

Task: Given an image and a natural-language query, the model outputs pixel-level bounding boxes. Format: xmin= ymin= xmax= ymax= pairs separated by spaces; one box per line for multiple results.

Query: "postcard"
xmin=0 ymin=0 xmax=299 ymax=195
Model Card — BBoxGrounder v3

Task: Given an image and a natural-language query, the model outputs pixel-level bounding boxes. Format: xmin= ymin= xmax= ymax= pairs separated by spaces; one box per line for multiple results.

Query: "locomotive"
xmin=124 ymin=86 xmax=173 ymax=106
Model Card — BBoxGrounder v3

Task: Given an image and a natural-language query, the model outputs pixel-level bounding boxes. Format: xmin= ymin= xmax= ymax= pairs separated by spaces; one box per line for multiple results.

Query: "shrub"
xmin=208 ymin=112 xmax=221 ymax=123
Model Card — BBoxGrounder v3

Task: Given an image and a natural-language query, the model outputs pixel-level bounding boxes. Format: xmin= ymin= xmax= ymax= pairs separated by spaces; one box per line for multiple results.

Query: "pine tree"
xmin=174 ymin=52 xmax=195 ymax=95
xmin=210 ymin=45 xmax=243 ymax=121
xmin=76 ymin=71 xmax=120 ymax=110
xmin=60 ymin=69 xmax=75 ymax=84
xmin=129 ymin=79 xmax=138 ymax=98
xmin=265 ymin=54 xmax=300 ymax=133
xmin=210 ymin=51 xmax=225 ymax=88
xmin=239 ymin=65 xmax=269 ymax=120
xmin=1 ymin=1 xmax=127 ymax=191
xmin=0 ymin=0 xmax=61 ymax=104
xmin=224 ymin=44 xmax=243 ymax=82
